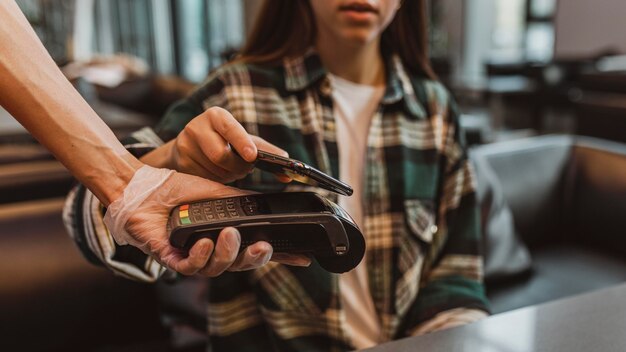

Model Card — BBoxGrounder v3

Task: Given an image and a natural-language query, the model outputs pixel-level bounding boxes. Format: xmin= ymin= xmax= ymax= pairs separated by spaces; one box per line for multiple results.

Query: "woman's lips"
xmin=338 ymin=1 xmax=379 ymax=22
xmin=339 ymin=1 xmax=379 ymax=13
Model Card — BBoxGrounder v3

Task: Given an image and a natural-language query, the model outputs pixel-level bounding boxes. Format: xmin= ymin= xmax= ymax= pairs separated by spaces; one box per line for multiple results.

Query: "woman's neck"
xmin=315 ymin=34 xmax=385 ymax=87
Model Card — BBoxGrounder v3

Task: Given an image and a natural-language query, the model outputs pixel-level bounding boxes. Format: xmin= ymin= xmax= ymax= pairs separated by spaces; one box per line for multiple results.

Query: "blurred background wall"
xmin=554 ymin=0 xmax=626 ymax=58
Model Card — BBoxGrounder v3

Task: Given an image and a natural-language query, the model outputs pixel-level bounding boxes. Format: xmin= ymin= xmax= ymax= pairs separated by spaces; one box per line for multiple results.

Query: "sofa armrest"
xmin=568 ymin=138 xmax=626 ymax=256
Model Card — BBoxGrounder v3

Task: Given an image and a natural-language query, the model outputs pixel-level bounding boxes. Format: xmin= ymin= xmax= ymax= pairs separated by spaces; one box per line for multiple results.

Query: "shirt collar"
xmin=282 ymin=49 xmax=426 ymax=118
xmin=283 ymin=48 xmax=327 ymax=92
xmin=384 ymin=55 xmax=427 ymax=118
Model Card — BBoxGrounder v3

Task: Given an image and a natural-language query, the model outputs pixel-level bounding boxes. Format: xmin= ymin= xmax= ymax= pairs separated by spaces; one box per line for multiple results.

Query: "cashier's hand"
xmin=104 ymin=166 xmax=310 ymax=276
xmin=105 ymin=166 xmax=310 ymax=277
xmin=142 ymin=106 xmax=291 ymax=184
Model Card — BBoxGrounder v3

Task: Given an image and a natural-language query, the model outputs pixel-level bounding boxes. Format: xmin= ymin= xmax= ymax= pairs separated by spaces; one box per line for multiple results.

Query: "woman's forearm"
xmin=140 ymin=140 xmax=176 ymax=169
xmin=0 ymin=0 xmax=141 ymax=205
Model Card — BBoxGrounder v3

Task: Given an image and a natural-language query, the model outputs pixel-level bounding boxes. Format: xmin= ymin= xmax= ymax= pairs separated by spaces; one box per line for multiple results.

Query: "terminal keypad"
xmin=184 ymin=198 xmax=245 ymax=224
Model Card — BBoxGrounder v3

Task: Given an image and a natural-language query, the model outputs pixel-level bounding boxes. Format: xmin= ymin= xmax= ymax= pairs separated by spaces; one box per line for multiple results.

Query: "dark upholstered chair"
xmin=473 ymin=135 xmax=626 ymax=313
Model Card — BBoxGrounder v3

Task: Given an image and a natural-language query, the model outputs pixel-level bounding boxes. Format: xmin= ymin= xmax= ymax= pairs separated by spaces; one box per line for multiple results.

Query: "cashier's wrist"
xmin=103 ymin=164 xmax=176 ymax=246
xmin=93 ymin=151 xmax=144 ymax=207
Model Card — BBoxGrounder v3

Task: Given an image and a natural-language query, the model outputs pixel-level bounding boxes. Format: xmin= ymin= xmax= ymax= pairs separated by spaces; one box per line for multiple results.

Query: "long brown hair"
xmin=238 ymin=0 xmax=435 ymax=79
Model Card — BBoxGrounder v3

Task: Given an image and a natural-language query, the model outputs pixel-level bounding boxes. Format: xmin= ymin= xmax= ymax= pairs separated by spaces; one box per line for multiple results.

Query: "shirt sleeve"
xmin=400 ymin=85 xmax=491 ymax=335
xmin=409 ymin=308 xmax=488 ymax=336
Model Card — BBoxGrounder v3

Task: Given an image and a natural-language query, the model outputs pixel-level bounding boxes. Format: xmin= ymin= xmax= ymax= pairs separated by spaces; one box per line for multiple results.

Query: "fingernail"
xmin=243 ymin=146 xmax=256 ymax=161
xmin=289 ymin=255 xmax=311 ymax=267
xmin=249 ymin=247 xmax=261 ymax=258
xmin=299 ymin=259 xmax=311 ymax=267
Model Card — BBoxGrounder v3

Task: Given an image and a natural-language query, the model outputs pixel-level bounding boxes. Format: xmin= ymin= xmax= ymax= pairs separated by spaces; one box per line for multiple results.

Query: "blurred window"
xmin=530 ymin=0 xmax=557 ymax=19
xmin=98 ymin=0 xmax=244 ymax=81
xmin=16 ymin=0 xmax=75 ymax=64
xmin=96 ymin=0 xmax=157 ymax=67
xmin=525 ymin=0 xmax=556 ymax=62
xmin=492 ymin=0 xmax=526 ymax=62
xmin=491 ymin=0 xmax=556 ymax=63
xmin=16 ymin=0 xmax=246 ymax=82
xmin=172 ymin=0 xmax=244 ymax=81
xmin=173 ymin=0 xmax=210 ymax=80
xmin=526 ymin=22 xmax=554 ymax=62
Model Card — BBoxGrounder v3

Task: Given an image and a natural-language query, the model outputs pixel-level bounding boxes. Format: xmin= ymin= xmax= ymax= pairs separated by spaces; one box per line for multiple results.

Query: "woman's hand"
xmin=142 ymin=106 xmax=290 ymax=184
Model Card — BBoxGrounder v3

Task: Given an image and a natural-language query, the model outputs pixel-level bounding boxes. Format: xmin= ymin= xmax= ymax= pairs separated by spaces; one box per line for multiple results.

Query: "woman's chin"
xmin=337 ymin=29 xmax=380 ymax=47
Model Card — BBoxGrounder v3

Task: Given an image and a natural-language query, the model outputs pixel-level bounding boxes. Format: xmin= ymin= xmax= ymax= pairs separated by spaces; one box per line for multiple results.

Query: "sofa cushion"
xmin=471 ymin=136 xmax=573 ymax=247
xmin=471 ymin=150 xmax=532 ymax=282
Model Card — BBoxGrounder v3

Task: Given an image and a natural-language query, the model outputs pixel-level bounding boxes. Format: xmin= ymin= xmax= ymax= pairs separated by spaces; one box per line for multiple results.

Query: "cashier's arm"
xmin=0 ymin=0 xmax=297 ymax=276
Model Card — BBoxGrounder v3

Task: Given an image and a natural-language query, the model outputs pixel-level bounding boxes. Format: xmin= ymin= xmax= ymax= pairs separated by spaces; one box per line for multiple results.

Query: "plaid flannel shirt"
xmin=64 ymin=50 xmax=489 ymax=351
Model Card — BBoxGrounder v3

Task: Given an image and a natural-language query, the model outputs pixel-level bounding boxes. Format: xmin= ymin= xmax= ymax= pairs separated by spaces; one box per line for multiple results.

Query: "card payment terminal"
xmin=168 ymin=192 xmax=365 ymax=273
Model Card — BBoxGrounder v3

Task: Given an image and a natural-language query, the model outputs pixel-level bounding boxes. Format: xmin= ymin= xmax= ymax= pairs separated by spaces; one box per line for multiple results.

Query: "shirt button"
xmin=430 ymin=225 xmax=438 ymax=234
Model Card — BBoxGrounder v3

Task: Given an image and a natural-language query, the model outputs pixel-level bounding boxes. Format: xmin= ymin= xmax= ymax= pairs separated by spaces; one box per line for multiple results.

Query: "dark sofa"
xmin=2 ymin=135 xmax=626 ymax=350
xmin=474 ymin=135 xmax=626 ymax=313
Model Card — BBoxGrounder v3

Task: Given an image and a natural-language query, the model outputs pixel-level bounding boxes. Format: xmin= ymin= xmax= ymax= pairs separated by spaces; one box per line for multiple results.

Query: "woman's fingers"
xmin=172 ymin=108 xmax=298 ymax=184
xmin=177 ymin=108 xmax=254 ymax=180
xmin=206 ymin=107 xmax=257 ymax=162
xmin=251 ymin=135 xmax=289 ymax=158
xmin=198 ymin=128 xmax=253 ymax=176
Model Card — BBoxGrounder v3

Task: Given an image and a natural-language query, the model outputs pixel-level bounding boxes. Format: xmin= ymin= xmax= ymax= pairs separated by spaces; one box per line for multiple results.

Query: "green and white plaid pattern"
xmin=64 ymin=50 xmax=489 ymax=352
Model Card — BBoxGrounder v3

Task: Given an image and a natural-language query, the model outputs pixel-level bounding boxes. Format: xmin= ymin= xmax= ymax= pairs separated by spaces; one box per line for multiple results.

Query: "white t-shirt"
xmin=329 ymin=73 xmax=385 ymax=350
